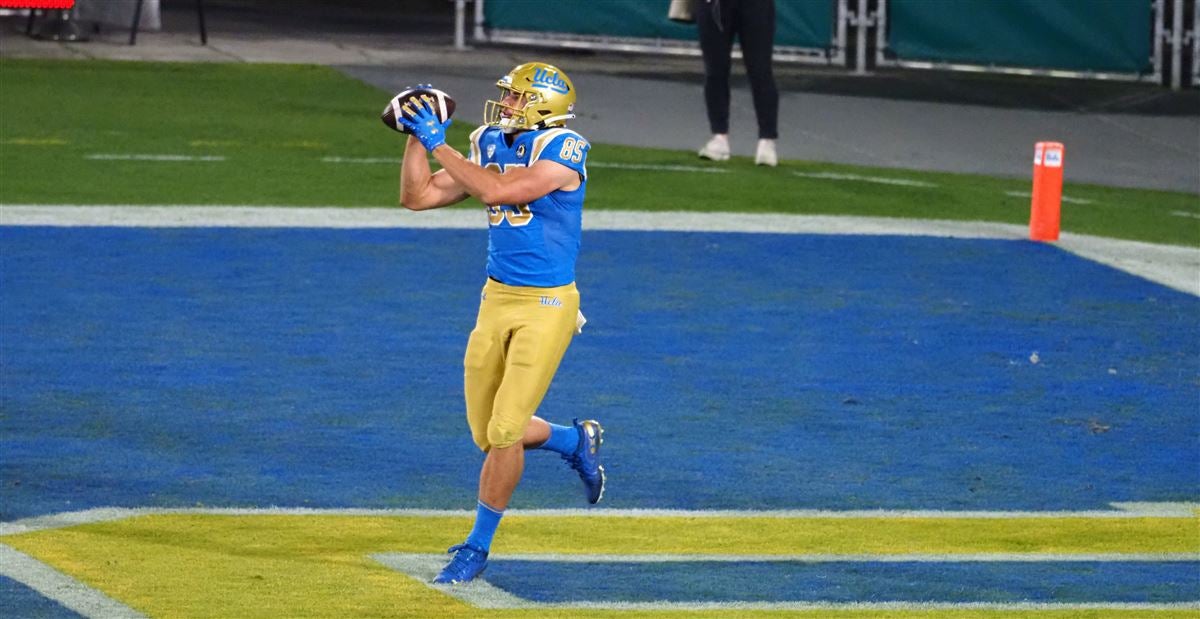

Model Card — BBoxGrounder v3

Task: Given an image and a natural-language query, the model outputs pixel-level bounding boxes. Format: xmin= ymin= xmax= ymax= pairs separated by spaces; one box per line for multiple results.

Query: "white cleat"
xmin=755 ymin=139 xmax=778 ymax=167
xmin=698 ymin=134 xmax=731 ymax=161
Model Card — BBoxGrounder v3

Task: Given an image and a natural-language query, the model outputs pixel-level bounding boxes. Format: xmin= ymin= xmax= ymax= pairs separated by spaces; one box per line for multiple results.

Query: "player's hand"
xmin=399 ymin=99 xmax=452 ymax=152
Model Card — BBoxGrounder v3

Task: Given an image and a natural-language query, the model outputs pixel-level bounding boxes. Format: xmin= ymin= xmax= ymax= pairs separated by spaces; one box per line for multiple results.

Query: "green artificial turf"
xmin=1 ymin=59 xmax=1197 ymax=247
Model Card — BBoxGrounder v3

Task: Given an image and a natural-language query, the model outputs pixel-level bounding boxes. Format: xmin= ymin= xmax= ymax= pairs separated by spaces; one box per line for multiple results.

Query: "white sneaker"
xmin=755 ymin=139 xmax=777 ymax=167
xmin=698 ymin=134 xmax=730 ymax=161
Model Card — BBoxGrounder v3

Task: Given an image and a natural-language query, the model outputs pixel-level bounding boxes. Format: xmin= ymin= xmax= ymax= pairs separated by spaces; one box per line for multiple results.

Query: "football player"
xmin=396 ymin=62 xmax=605 ymax=585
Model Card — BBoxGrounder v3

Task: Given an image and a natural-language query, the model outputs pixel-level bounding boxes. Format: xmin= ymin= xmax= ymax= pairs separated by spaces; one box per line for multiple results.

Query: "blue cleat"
xmin=563 ymin=418 xmax=606 ymax=504
xmin=433 ymin=543 xmax=488 ymax=584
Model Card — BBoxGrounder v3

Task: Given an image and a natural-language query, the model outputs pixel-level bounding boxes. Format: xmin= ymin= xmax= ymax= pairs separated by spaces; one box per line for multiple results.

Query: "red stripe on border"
xmin=0 ymin=1 xmax=75 ymax=8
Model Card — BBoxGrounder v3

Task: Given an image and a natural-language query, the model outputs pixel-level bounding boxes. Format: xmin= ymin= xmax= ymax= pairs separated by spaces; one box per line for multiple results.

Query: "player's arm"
xmin=399 ymin=100 xmax=578 ymax=205
xmin=430 ymin=145 xmax=580 ymax=206
xmin=399 ymin=135 xmax=469 ymax=211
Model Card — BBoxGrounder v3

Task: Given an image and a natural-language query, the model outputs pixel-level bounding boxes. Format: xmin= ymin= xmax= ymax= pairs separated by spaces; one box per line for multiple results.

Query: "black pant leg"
xmin=736 ymin=0 xmax=778 ymax=139
xmin=696 ymin=0 xmax=735 ymax=134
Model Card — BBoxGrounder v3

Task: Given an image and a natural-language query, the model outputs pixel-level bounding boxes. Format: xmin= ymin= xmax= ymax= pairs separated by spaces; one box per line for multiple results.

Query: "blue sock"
xmin=464 ymin=500 xmax=504 ymax=552
xmin=538 ymin=422 xmax=579 ymax=456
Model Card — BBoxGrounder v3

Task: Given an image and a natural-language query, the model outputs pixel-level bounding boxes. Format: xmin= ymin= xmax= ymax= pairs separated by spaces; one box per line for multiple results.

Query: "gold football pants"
xmin=463 ymin=278 xmax=579 ymax=451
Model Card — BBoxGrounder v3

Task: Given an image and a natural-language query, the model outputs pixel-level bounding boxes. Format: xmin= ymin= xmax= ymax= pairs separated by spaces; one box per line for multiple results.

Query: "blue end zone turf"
xmin=0 ymin=575 xmax=83 ymax=618
xmin=1 ymin=227 xmax=1197 ymax=519
xmin=486 ymin=560 xmax=1200 ymax=604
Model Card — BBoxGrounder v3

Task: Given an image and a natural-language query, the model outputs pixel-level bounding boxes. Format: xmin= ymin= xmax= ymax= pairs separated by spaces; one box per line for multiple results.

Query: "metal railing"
xmin=873 ymin=0 xmax=1163 ymax=84
xmin=454 ymin=0 xmax=846 ymax=67
xmin=454 ymin=0 xmax=1196 ymax=89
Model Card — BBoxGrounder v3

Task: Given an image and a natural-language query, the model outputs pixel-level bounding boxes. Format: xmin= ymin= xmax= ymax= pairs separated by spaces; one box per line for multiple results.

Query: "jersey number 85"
xmin=487 ymin=204 xmax=532 ymax=227
xmin=559 ymin=137 xmax=585 ymax=163
xmin=482 ymin=162 xmax=533 ymax=227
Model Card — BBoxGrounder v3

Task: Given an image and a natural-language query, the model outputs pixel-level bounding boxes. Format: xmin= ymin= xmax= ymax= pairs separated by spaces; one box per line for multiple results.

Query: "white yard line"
xmin=588 ymin=161 xmax=730 ymax=173
xmin=792 ymin=171 xmax=938 ymax=187
xmin=0 ymin=204 xmax=482 ymax=229
xmin=0 ymin=204 xmax=1030 ymax=235
xmin=0 ymin=543 xmax=147 ymax=619
xmin=556 ymin=602 xmax=1200 ymax=611
xmin=1056 ymin=233 xmax=1200 ymax=297
xmin=2 ymin=204 xmax=1196 ymax=296
xmin=320 ymin=156 xmax=401 ymax=164
xmin=2 ymin=503 xmax=1195 ymax=536
xmin=1004 ymin=190 xmax=1096 ymax=205
xmin=425 ymin=552 xmax=1200 ymax=563
xmin=1172 ymin=210 xmax=1200 ymax=220
xmin=84 ymin=154 xmax=226 ymax=162
xmin=379 ymin=553 xmax=533 ymax=608
xmin=372 ymin=553 xmax=1199 ymax=612
xmin=317 ymin=158 xmax=730 ymax=173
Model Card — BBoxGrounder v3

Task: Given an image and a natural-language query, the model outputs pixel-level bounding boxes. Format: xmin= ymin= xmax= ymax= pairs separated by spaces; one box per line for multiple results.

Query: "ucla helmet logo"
xmin=531 ymin=67 xmax=570 ymax=95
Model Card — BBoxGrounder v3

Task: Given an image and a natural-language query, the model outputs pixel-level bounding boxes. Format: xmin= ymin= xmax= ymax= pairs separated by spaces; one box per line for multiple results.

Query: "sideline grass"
xmin=4 ymin=513 xmax=1197 ymax=618
xmin=1 ymin=59 xmax=1197 ymax=247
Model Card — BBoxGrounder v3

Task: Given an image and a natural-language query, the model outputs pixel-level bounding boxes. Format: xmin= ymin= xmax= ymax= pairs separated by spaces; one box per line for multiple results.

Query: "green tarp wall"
xmin=484 ymin=0 xmax=836 ymax=50
xmin=887 ymin=0 xmax=1153 ymax=74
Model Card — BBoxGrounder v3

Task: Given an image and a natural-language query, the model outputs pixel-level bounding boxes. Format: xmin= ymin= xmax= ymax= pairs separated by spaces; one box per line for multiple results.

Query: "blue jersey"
xmin=468 ymin=125 xmax=589 ymax=287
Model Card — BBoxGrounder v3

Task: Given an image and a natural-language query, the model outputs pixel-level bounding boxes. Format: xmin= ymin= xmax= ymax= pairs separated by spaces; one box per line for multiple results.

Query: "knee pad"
xmin=487 ymin=416 xmax=524 ymax=449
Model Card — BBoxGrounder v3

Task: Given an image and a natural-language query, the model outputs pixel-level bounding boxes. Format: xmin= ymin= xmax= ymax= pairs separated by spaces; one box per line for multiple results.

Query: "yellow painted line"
xmin=85 ymin=154 xmax=226 ymax=162
xmin=2 ymin=513 xmax=1196 ymax=619
xmin=188 ymin=139 xmax=241 ymax=147
xmin=280 ymin=140 xmax=329 ymax=149
xmin=494 ymin=514 xmax=1199 ymax=555
xmin=2 ymin=137 xmax=68 ymax=146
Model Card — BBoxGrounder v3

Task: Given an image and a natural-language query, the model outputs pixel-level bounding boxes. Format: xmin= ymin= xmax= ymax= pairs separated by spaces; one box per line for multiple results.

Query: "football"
xmin=381 ymin=86 xmax=456 ymax=134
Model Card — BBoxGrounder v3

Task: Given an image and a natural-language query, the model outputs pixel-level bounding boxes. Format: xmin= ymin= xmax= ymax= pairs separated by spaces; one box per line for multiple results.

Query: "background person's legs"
xmin=696 ymin=0 xmax=735 ymax=136
xmin=736 ymin=0 xmax=778 ymax=140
